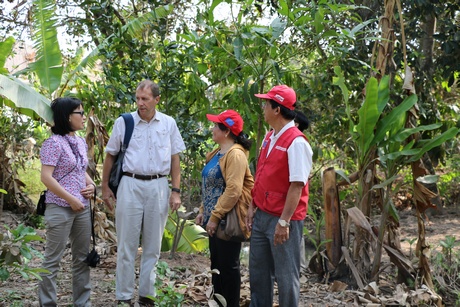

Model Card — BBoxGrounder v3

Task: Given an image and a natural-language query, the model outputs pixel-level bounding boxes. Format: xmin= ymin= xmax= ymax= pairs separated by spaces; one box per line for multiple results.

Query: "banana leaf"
xmin=356 ymin=77 xmax=380 ymax=158
xmin=392 ymin=123 xmax=442 ymax=143
xmin=124 ymin=5 xmax=173 ymax=38
xmin=332 ymin=66 xmax=352 ymax=134
xmin=28 ymin=0 xmax=63 ymax=95
xmin=379 ymin=148 xmax=418 ymax=163
xmin=162 ymin=212 xmax=208 ymax=253
xmin=372 ymin=94 xmax=417 ymax=146
xmin=407 ymin=127 xmax=459 ymax=163
xmin=376 ymin=75 xmax=390 ymax=113
xmin=0 ymin=75 xmax=52 ymax=124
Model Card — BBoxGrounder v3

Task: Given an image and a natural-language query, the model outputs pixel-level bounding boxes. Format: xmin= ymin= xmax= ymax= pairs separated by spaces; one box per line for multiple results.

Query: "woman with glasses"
xmin=38 ymin=97 xmax=96 ymax=307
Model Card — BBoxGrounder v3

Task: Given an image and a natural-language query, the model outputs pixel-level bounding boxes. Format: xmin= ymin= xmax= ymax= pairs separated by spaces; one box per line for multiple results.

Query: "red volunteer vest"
xmin=252 ymin=127 xmax=309 ymax=220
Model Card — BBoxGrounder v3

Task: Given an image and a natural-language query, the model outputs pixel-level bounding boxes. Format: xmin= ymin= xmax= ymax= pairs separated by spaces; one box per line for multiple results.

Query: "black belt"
xmin=122 ymin=172 xmax=166 ymax=180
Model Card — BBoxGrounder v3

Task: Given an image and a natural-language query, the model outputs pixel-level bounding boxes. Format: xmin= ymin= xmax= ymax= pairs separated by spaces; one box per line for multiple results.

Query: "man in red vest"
xmin=247 ymin=85 xmax=313 ymax=307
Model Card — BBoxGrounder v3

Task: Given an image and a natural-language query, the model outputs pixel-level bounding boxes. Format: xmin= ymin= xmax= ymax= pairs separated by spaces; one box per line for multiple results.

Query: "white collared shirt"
xmin=106 ymin=111 xmax=186 ymax=175
xmin=266 ymin=121 xmax=312 ymax=185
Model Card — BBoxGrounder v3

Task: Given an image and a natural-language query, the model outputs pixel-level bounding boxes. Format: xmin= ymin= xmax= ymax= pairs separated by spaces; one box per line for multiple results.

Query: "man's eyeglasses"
xmin=72 ymin=111 xmax=85 ymax=116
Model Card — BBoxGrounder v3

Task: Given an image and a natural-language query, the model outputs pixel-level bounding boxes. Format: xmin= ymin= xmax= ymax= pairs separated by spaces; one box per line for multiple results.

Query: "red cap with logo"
xmin=206 ymin=109 xmax=244 ymax=136
xmin=254 ymin=85 xmax=297 ymax=110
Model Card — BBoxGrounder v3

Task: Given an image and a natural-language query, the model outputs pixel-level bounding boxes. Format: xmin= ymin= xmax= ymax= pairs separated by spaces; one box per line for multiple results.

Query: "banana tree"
xmin=334 ymin=71 xmax=459 ymax=286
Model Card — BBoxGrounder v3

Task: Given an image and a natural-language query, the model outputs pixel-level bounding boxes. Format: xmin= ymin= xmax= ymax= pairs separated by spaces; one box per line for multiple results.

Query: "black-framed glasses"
xmin=72 ymin=111 xmax=84 ymax=116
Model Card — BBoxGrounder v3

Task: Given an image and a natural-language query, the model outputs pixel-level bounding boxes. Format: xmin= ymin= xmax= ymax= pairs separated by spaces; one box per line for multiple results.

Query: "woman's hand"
xmin=206 ymin=221 xmax=218 ymax=237
xmin=195 ymin=213 xmax=204 ymax=225
xmin=246 ymin=203 xmax=255 ymax=231
xmin=68 ymin=195 xmax=85 ymax=212
xmin=81 ymin=184 xmax=95 ymax=199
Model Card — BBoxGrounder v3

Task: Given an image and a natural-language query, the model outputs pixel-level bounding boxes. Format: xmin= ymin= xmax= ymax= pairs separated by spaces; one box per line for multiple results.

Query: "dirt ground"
xmin=0 ymin=205 xmax=458 ymax=306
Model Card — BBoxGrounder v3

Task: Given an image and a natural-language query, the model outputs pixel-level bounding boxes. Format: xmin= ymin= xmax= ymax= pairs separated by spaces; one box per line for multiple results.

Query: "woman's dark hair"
xmin=294 ymin=110 xmax=310 ymax=132
xmin=217 ymin=123 xmax=253 ymax=151
xmin=268 ymin=99 xmax=296 ymax=120
xmin=51 ymin=97 xmax=83 ymax=135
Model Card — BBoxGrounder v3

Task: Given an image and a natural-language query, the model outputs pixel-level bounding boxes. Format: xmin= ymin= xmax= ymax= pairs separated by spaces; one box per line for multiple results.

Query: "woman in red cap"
xmin=195 ymin=109 xmax=254 ymax=307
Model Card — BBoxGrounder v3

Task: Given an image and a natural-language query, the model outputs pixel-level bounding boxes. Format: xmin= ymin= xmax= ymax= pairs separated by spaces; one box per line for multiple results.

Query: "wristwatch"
xmin=171 ymin=188 xmax=181 ymax=194
xmin=278 ymin=219 xmax=290 ymax=227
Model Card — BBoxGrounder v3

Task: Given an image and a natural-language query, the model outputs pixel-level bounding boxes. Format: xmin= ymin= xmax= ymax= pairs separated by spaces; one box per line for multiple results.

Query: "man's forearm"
xmin=102 ymin=153 xmax=116 ymax=186
xmin=280 ymin=182 xmax=304 ymax=221
xmin=170 ymin=154 xmax=181 ymax=189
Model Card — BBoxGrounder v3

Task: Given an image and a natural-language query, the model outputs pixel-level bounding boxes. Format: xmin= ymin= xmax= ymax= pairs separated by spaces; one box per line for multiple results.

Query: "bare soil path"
xmin=1 ymin=206 xmax=459 ymax=306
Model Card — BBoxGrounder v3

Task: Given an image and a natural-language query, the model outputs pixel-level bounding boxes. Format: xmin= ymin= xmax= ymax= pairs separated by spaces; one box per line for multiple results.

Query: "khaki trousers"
xmin=115 ymin=176 xmax=169 ymax=301
xmin=38 ymin=204 xmax=91 ymax=307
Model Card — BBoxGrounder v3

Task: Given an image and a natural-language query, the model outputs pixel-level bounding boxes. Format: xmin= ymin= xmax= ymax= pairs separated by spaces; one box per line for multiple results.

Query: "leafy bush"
xmin=0 ymin=224 xmax=48 ymax=281
xmin=437 ymin=155 xmax=460 ymax=206
xmin=431 ymin=235 xmax=460 ymax=305
xmin=149 ymin=261 xmax=185 ymax=306
xmin=17 ymin=159 xmax=45 ymax=199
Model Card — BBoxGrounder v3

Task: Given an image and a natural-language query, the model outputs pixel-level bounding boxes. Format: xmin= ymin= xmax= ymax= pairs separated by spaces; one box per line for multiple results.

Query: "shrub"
xmin=0 ymin=224 xmax=48 ymax=281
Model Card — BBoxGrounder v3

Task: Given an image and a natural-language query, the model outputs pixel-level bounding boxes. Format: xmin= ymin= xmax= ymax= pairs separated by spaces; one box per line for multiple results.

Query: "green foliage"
xmin=0 ymin=37 xmax=15 ymax=75
xmin=437 ymin=155 xmax=460 ymax=206
xmin=17 ymin=159 xmax=45 ymax=197
xmin=148 ymin=261 xmax=185 ymax=306
xmin=29 ymin=0 xmax=63 ymax=95
xmin=334 ymin=73 xmax=459 ymax=191
xmin=0 ymin=290 xmax=22 ymax=305
xmin=440 ymin=235 xmax=458 ymax=265
xmin=162 ymin=211 xmax=208 ymax=253
xmin=356 ymin=77 xmax=380 ymax=159
xmin=402 ymin=237 xmax=417 ymax=259
xmin=304 ymin=205 xmax=331 ymax=255
xmin=0 ymin=107 xmax=44 ymax=210
xmin=0 ymin=224 xmax=48 ymax=282
xmin=431 ymin=235 xmax=460 ymax=304
xmin=26 ymin=214 xmax=45 ymax=230
xmin=0 ymin=75 xmax=53 ymax=123
xmin=334 ymin=67 xmax=458 ymax=282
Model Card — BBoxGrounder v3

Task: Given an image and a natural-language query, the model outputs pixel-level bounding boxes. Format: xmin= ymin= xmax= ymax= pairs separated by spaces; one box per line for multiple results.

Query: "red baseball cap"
xmin=254 ymin=85 xmax=297 ymax=110
xmin=206 ymin=109 xmax=244 ymax=136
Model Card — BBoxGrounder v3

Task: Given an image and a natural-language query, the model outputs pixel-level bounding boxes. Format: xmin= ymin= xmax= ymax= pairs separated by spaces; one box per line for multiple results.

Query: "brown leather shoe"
xmin=138 ymin=296 xmax=155 ymax=306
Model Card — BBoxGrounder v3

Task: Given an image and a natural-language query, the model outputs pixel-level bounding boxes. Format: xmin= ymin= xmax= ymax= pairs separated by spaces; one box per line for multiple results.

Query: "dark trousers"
xmin=209 ymin=235 xmax=242 ymax=307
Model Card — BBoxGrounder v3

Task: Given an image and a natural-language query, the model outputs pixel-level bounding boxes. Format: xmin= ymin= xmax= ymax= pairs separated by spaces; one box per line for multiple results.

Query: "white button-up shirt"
xmin=105 ymin=111 xmax=186 ymax=175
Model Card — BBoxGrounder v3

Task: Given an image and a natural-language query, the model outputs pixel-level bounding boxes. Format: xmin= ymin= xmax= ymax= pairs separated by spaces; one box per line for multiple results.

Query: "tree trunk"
xmin=353 ymin=157 xmax=376 ymax=278
xmin=419 ymin=13 xmax=436 ymax=77
xmin=322 ymin=167 xmax=342 ymax=267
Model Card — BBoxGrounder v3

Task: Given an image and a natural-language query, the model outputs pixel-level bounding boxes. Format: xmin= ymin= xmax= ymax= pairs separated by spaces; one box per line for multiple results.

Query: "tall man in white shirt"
xmin=247 ymin=85 xmax=313 ymax=306
xmin=102 ymin=79 xmax=186 ymax=306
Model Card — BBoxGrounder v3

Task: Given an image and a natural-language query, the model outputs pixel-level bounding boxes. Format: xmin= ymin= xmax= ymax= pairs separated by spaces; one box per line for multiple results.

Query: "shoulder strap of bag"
xmin=120 ymin=113 xmax=134 ymax=152
xmin=90 ymin=191 xmax=97 ymax=249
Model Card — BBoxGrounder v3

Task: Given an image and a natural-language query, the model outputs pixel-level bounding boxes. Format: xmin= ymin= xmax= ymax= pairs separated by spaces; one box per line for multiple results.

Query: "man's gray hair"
xmin=137 ymin=80 xmax=160 ymax=97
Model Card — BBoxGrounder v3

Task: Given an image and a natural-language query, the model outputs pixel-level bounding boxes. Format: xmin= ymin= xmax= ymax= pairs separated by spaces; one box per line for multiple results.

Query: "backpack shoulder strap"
xmin=120 ymin=113 xmax=134 ymax=149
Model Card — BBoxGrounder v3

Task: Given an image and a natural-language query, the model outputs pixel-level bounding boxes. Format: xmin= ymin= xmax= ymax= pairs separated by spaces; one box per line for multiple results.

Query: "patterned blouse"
xmin=40 ymin=134 xmax=89 ymax=208
xmin=201 ymin=152 xmax=225 ymax=226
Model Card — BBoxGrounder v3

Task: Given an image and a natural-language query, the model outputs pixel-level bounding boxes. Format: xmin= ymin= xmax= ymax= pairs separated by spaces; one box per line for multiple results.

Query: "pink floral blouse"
xmin=40 ymin=134 xmax=89 ymax=208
